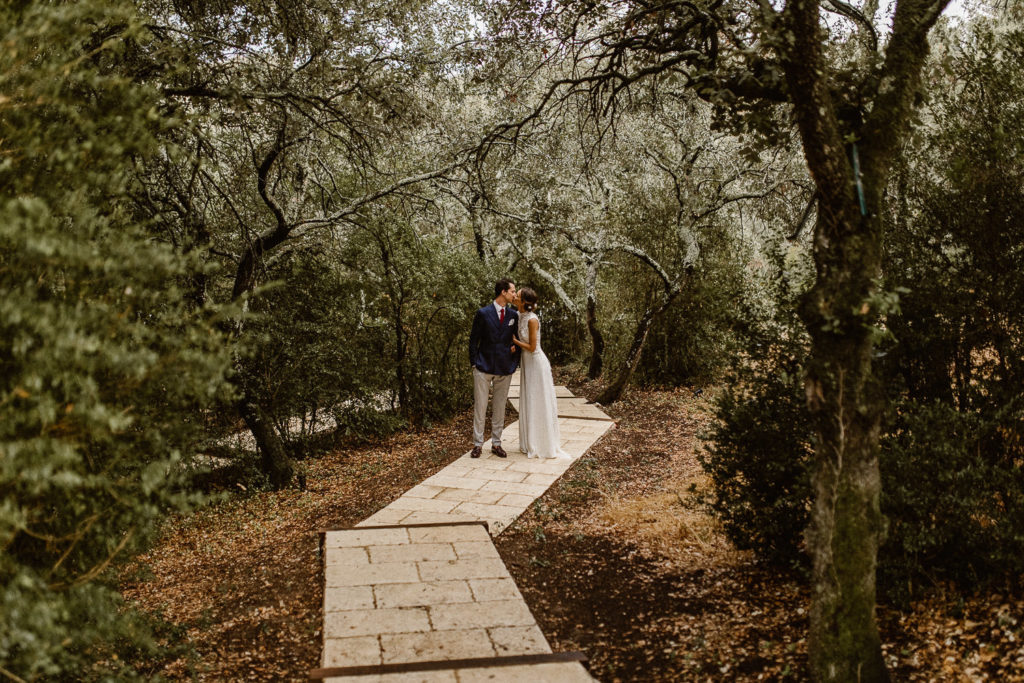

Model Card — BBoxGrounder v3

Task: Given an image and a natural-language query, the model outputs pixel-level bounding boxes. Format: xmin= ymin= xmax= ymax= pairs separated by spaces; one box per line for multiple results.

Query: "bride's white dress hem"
xmin=517 ymin=312 xmax=570 ymax=460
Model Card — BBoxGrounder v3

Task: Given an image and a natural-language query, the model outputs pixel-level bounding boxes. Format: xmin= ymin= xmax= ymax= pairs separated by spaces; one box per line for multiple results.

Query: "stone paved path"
xmin=314 ymin=372 xmax=614 ymax=681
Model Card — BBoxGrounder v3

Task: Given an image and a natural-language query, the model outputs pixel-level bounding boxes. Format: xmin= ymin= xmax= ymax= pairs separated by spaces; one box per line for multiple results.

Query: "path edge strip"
xmin=308 ymin=651 xmax=588 ymax=679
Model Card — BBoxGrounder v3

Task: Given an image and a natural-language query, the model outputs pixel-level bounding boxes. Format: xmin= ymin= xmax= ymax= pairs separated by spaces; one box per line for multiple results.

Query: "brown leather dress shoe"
xmin=492 ymin=444 xmax=508 ymax=458
xmin=470 ymin=445 xmax=482 ymax=458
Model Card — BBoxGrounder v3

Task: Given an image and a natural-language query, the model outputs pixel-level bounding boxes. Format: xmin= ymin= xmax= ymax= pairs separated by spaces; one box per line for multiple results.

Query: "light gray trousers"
xmin=473 ymin=369 xmax=512 ymax=447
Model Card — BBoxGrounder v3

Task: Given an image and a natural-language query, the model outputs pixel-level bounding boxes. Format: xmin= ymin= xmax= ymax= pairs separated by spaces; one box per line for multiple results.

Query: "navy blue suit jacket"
xmin=469 ymin=304 xmax=520 ymax=376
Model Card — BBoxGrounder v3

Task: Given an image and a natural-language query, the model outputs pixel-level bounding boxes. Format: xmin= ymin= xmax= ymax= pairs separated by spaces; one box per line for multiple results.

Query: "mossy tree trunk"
xmin=781 ymin=0 xmax=948 ymax=678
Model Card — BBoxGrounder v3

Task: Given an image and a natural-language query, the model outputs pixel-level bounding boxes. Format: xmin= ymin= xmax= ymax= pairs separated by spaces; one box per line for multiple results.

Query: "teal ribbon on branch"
xmin=851 ymin=142 xmax=868 ymax=216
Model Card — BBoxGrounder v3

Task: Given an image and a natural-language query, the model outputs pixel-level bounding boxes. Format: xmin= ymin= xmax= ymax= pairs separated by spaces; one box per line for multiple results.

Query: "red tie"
xmin=499 ymin=308 xmax=505 ymax=325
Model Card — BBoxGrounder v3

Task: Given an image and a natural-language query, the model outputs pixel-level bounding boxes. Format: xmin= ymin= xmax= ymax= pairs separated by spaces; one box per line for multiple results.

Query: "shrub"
xmin=701 ymin=362 xmax=813 ymax=567
xmin=0 ymin=3 xmax=231 ymax=677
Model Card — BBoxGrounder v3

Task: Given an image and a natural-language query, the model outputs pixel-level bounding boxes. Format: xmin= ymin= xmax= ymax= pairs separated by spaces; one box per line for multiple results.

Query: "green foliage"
xmin=876 ymin=12 xmax=1024 ymax=597
xmin=239 ymin=209 xmax=486 ymax=450
xmin=702 ymin=12 xmax=1024 ymax=596
xmin=879 ymin=400 xmax=1024 ymax=601
xmin=240 ymin=243 xmax=399 ymax=451
xmin=700 ymin=237 xmax=815 ymax=567
xmin=701 ymin=365 xmax=813 ymax=567
xmin=638 ymin=227 xmax=751 ymax=386
xmin=0 ymin=1 xmax=231 ymax=677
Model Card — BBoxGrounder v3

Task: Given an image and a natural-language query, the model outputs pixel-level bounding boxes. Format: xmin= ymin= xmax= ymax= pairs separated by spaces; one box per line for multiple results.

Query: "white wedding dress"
xmin=518 ymin=312 xmax=569 ymax=459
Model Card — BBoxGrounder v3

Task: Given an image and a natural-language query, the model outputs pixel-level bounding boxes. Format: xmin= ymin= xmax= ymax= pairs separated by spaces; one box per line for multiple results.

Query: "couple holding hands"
xmin=468 ymin=279 xmax=568 ymax=461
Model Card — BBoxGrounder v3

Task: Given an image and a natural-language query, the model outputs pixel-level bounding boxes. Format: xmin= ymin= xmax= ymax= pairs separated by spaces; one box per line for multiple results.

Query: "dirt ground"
xmin=120 ymin=372 xmax=1024 ymax=681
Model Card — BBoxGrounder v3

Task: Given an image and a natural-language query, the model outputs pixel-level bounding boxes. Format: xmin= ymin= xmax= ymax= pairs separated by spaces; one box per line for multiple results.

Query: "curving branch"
xmin=824 ymin=0 xmax=879 ymax=52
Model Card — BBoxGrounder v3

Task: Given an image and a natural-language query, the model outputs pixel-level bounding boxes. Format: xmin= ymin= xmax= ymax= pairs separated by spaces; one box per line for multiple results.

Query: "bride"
xmin=511 ymin=288 xmax=569 ymax=460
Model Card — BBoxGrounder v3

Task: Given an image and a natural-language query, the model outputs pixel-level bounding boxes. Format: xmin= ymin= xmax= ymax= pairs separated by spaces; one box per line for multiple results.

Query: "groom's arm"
xmin=468 ymin=310 xmax=483 ymax=368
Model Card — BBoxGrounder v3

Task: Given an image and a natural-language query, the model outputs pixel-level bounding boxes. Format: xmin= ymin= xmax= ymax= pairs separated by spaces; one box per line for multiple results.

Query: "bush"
xmin=701 ymin=362 xmax=813 ymax=567
xmin=0 ymin=3 xmax=231 ymax=677
xmin=880 ymin=400 xmax=1024 ymax=601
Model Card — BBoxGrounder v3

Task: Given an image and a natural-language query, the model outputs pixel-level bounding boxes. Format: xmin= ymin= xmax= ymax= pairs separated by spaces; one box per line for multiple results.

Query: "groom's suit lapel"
xmin=485 ymin=304 xmax=501 ymax=332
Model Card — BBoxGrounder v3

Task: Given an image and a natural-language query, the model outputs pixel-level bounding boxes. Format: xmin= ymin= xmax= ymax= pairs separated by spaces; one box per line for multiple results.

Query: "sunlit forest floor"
xmin=120 ymin=369 xmax=1024 ymax=681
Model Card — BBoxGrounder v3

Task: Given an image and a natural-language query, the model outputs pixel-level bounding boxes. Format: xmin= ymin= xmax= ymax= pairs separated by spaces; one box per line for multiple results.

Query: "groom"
xmin=468 ymin=279 xmax=520 ymax=458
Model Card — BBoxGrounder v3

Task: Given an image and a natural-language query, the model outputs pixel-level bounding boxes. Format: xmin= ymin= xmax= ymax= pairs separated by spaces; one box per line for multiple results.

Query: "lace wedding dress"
xmin=518 ymin=312 xmax=569 ymax=459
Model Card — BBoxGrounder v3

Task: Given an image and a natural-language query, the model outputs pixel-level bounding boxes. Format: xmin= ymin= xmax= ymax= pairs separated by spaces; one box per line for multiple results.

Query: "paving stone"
xmin=380 ymin=629 xmax=495 ymax=664
xmin=506 ymin=461 xmax=566 ymax=474
xmin=325 ymin=607 xmax=431 ymax=638
xmin=468 ymin=578 xmax=521 ymax=602
xmin=408 ymin=525 xmax=490 ymax=544
xmin=480 ymin=480 xmax=550 ymax=497
xmin=319 ymin=398 xmax=614 ymax=683
xmin=434 ymin=488 xmax=506 ymax=504
xmin=388 ymin=497 xmax=462 ymax=514
xmin=400 ymin=511 xmax=478 ymax=525
xmin=474 ymin=469 xmax=528 ymax=483
xmin=358 ymin=508 xmax=413 ymax=526
xmin=326 ymin=547 xmax=371 ymax=566
xmin=557 ymin=406 xmax=612 ymax=420
xmin=370 ymin=543 xmax=457 ymax=564
xmin=374 ymin=580 xmax=473 ymax=609
xmin=325 ymin=672 xmax=457 ymax=683
xmin=326 ymin=562 xmax=419 ymax=587
xmin=456 ymin=458 xmax=513 ymax=471
xmin=440 ymin=466 xmax=484 ymax=479
xmin=487 ymin=625 xmax=551 ymax=655
xmin=521 ymin=473 xmax=559 ymax=486
xmin=456 ymin=662 xmax=594 ymax=682
xmin=563 ymin=416 xmax=612 ymax=426
xmin=326 ymin=528 xmax=410 ymax=548
xmin=451 ymin=541 xmax=500 ymax=559
xmin=324 ymin=585 xmax=375 ymax=612
xmin=423 ymin=475 xmax=490 ymax=491
xmin=439 ymin=461 xmax=480 ymax=472
xmin=495 ymin=493 xmax=535 ymax=507
xmin=418 ymin=557 xmax=508 ymax=582
xmin=322 ymin=635 xmax=382 ymax=667
xmin=571 ymin=423 xmax=615 ymax=435
xmin=429 ymin=600 xmax=535 ymax=630
xmin=404 ymin=484 xmax=445 ymax=499
xmin=450 ymin=502 xmax=524 ymax=523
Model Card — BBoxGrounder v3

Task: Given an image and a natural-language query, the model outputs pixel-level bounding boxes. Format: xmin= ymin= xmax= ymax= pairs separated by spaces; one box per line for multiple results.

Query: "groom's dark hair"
xmin=494 ymin=278 xmax=514 ymax=298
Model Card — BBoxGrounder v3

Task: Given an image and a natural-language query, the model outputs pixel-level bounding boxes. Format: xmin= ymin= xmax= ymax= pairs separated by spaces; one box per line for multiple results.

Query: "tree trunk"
xmin=799 ymin=209 xmax=889 ymax=683
xmin=237 ymin=389 xmax=295 ymax=489
xmin=585 ymin=259 xmax=604 ymax=379
xmin=586 ymin=294 xmax=604 ymax=379
xmin=595 ymin=292 xmax=676 ymax=405
xmin=394 ymin=301 xmax=410 ymax=420
xmin=229 ymin=223 xmax=295 ymax=489
xmin=780 ymin=0 xmax=945 ymax=674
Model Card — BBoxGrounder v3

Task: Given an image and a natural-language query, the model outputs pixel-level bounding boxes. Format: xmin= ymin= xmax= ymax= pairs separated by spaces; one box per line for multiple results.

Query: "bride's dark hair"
xmin=519 ymin=287 xmax=538 ymax=312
